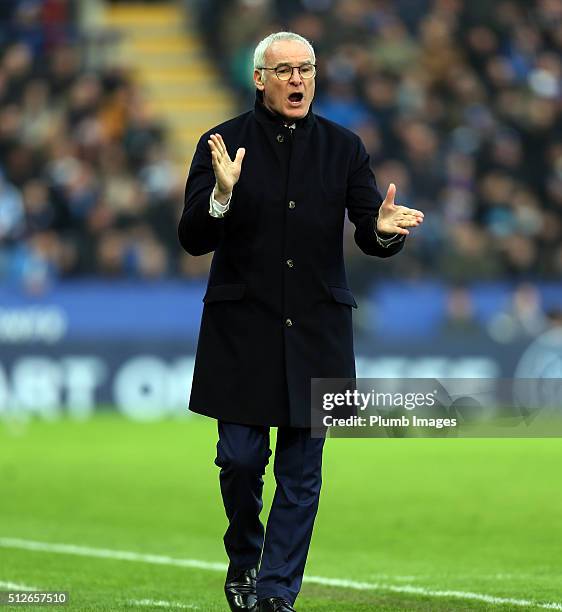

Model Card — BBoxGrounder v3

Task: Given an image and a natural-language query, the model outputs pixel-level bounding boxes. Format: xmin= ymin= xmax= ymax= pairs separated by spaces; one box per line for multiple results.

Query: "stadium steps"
xmin=102 ymin=1 xmax=236 ymax=166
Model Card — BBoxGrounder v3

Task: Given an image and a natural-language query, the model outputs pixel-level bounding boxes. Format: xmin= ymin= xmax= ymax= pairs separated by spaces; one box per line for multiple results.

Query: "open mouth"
xmin=288 ymin=92 xmax=304 ymax=106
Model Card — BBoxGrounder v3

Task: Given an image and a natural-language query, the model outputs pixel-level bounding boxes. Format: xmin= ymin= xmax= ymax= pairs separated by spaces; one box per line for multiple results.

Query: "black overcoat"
xmin=179 ymin=93 xmax=404 ymax=427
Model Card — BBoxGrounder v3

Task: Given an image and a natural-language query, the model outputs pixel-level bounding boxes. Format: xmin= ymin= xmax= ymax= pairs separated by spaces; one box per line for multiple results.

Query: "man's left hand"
xmin=377 ymin=183 xmax=424 ymax=236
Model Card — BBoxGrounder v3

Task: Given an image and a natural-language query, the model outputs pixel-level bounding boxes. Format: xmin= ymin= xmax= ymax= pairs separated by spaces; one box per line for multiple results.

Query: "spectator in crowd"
xmin=488 ymin=282 xmax=548 ymax=342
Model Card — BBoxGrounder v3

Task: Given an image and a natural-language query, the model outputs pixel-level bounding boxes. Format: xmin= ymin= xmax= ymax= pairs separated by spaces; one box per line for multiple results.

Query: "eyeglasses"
xmin=258 ymin=63 xmax=316 ymax=81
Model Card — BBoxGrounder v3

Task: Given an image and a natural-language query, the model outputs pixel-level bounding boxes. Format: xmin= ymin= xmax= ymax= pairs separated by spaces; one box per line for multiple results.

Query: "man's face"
xmin=254 ymin=40 xmax=315 ymax=121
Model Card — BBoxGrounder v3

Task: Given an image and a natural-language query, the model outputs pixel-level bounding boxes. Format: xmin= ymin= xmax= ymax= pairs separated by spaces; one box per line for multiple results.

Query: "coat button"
xmin=276 ymin=134 xmax=284 ymax=143
xmin=285 ymin=318 xmax=293 ymax=327
xmin=288 ymin=200 xmax=295 ymax=209
xmin=286 ymin=259 xmax=294 ymax=268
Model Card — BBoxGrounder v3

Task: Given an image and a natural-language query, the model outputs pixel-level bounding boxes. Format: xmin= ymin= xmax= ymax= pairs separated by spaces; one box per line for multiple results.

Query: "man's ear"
xmin=253 ymin=69 xmax=265 ymax=91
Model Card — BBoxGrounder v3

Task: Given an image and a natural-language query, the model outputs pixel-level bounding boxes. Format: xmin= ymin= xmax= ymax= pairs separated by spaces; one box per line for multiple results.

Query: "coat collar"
xmin=253 ymin=89 xmax=315 ymax=132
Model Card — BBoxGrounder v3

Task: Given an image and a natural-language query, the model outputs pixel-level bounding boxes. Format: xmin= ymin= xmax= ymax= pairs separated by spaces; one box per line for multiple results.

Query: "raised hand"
xmin=208 ymin=133 xmax=245 ymax=201
xmin=377 ymin=183 xmax=424 ymax=236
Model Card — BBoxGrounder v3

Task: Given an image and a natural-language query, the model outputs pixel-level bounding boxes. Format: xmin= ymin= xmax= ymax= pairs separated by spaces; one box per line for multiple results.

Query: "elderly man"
xmin=179 ymin=31 xmax=423 ymax=612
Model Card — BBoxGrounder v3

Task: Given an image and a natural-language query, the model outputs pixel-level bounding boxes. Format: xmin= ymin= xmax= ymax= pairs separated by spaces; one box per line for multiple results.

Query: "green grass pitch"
xmin=1 ymin=414 xmax=561 ymax=611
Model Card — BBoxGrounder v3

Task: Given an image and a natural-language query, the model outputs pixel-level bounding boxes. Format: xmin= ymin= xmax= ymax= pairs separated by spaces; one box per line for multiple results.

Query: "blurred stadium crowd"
xmin=0 ymin=0 xmax=182 ymax=291
xmin=0 ymin=0 xmax=561 ymax=295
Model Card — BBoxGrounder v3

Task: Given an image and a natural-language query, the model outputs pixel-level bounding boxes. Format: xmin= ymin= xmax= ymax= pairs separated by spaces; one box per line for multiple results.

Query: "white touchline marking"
xmin=1 ymin=537 xmax=561 ymax=611
xmin=0 ymin=537 xmax=227 ymax=572
xmin=0 ymin=580 xmax=39 ymax=591
xmin=129 ymin=599 xmax=198 ymax=609
xmin=303 ymin=576 xmax=562 ymax=610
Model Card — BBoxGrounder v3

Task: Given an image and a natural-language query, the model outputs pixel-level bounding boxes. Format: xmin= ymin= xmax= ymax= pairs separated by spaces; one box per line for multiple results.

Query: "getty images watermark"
xmin=321 ymin=386 xmax=453 ymax=428
xmin=310 ymin=378 xmax=562 ymax=438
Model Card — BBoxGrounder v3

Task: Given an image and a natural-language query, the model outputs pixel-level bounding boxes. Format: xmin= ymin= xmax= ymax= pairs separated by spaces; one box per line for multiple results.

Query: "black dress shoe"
xmin=258 ymin=597 xmax=296 ymax=612
xmin=224 ymin=565 xmax=258 ymax=611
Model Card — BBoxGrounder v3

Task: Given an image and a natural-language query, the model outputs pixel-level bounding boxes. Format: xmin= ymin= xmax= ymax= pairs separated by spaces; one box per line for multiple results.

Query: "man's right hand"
xmin=208 ymin=133 xmax=245 ymax=204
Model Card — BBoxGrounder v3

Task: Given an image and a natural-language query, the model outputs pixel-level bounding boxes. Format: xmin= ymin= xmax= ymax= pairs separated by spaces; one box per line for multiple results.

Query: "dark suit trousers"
xmin=215 ymin=421 xmax=325 ymax=604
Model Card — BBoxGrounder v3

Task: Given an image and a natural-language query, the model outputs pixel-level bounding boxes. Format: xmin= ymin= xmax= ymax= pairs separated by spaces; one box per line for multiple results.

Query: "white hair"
xmin=253 ymin=31 xmax=315 ymax=73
